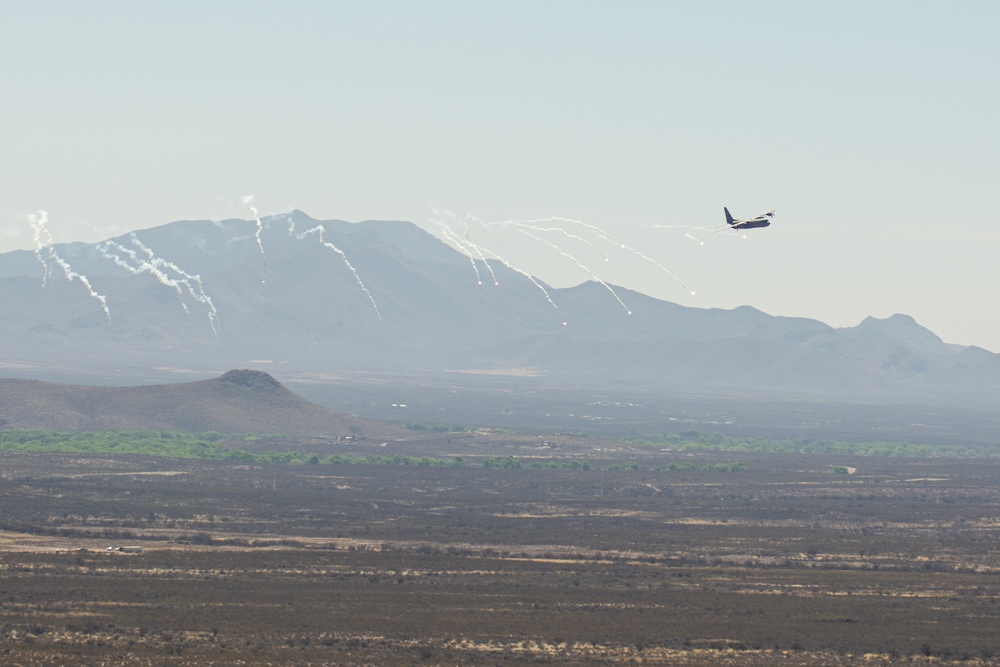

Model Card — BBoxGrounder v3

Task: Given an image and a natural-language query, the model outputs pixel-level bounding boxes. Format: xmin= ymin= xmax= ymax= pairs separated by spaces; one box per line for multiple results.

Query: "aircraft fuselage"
xmin=724 ymin=206 xmax=775 ymax=231
xmin=732 ymin=218 xmax=771 ymax=229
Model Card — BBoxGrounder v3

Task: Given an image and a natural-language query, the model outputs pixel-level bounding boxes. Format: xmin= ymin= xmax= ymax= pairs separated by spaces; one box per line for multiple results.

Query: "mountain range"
xmin=2 ymin=211 xmax=998 ymax=407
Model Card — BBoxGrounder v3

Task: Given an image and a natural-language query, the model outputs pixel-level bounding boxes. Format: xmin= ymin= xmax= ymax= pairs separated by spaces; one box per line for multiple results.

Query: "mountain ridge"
xmin=1 ymin=212 xmax=997 ymax=407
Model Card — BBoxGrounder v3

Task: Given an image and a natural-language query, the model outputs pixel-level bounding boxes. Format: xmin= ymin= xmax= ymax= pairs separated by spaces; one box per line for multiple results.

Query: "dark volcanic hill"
xmin=0 ymin=369 xmax=393 ymax=437
xmin=1 ymin=211 xmax=999 ymax=407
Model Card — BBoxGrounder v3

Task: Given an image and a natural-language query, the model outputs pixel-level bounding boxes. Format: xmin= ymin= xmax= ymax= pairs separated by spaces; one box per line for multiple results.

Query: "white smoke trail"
xmin=480 ymin=215 xmax=695 ymax=296
xmin=429 ymin=209 xmax=502 ymax=286
xmin=649 ymin=224 xmax=715 ymax=247
xmin=29 ymin=211 xmax=53 ymax=286
xmin=488 ymin=221 xmax=609 ymax=261
xmin=471 ymin=241 xmax=566 ymax=326
xmin=430 ymin=212 xmax=566 ymax=324
xmin=97 ymin=233 xmax=219 ymax=335
xmin=128 ymin=235 xmax=219 ymax=333
xmin=284 ymin=215 xmax=382 ymax=323
xmin=547 ymin=217 xmax=695 ymax=295
xmin=541 ymin=216 xmax=626 ymax=248
xmin=97 ymin=239 xmax=191 ymax=314
xmin=510 ymin=225 xmax=632 ymax=316
xmin=28 ymin=211 xmax=111 ymax=321
xmin=455 ymin=219 xmax=500 ymax=286
xmin=618 ymin=243 xmax=695 ymax=296
xmin=429 ymin=215 xmax=484 ymax=285
xmin=242 ymin=194 xmax=267 ymax=284
xmin=463 ymin=213 xmax=633 ymax=312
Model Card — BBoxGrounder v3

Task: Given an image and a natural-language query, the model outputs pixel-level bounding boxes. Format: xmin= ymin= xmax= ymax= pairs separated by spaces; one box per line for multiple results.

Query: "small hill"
xmin=0 ymin=369 xmax=395 ymax=437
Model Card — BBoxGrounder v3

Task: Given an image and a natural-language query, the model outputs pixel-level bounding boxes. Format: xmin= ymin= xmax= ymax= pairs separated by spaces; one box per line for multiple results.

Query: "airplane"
xmin=717 ymin=206 xmax=781 ymax=232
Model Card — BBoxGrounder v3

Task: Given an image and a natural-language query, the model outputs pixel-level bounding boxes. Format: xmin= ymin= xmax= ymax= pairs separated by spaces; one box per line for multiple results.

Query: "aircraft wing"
xmin=712 ymin=222 xmax=743 ymax=233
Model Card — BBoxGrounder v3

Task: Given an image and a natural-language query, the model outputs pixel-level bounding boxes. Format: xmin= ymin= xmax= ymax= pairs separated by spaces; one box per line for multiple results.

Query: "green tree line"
xmin=0 ymin=430 xmax=469 ymax=467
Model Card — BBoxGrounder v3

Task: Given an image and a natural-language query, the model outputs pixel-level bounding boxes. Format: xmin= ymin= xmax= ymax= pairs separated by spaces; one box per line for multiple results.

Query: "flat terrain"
xmin=286 ymin=371 xmax=1000 ymax=446
xmin=1 ymin=448 xmax=1000 ymax=665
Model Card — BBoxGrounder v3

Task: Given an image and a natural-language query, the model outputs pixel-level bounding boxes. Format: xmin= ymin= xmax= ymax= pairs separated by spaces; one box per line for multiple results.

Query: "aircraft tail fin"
xmin=724 ymin=207 xmax=735 ymax=226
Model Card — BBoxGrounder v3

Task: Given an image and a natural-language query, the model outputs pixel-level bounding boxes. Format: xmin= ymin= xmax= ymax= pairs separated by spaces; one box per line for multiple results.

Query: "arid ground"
xmin=2 ymin=442 xmax=1000 ymax=666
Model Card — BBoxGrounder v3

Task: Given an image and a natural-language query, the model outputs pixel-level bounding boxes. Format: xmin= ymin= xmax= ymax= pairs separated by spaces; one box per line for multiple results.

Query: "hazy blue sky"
xmin=3 ymin=1 xmax=998 ymax=350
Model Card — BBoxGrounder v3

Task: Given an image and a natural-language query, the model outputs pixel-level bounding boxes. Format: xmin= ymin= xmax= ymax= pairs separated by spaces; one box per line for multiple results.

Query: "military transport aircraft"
xmin=717 ymin=206 xmax=781 ymax=231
